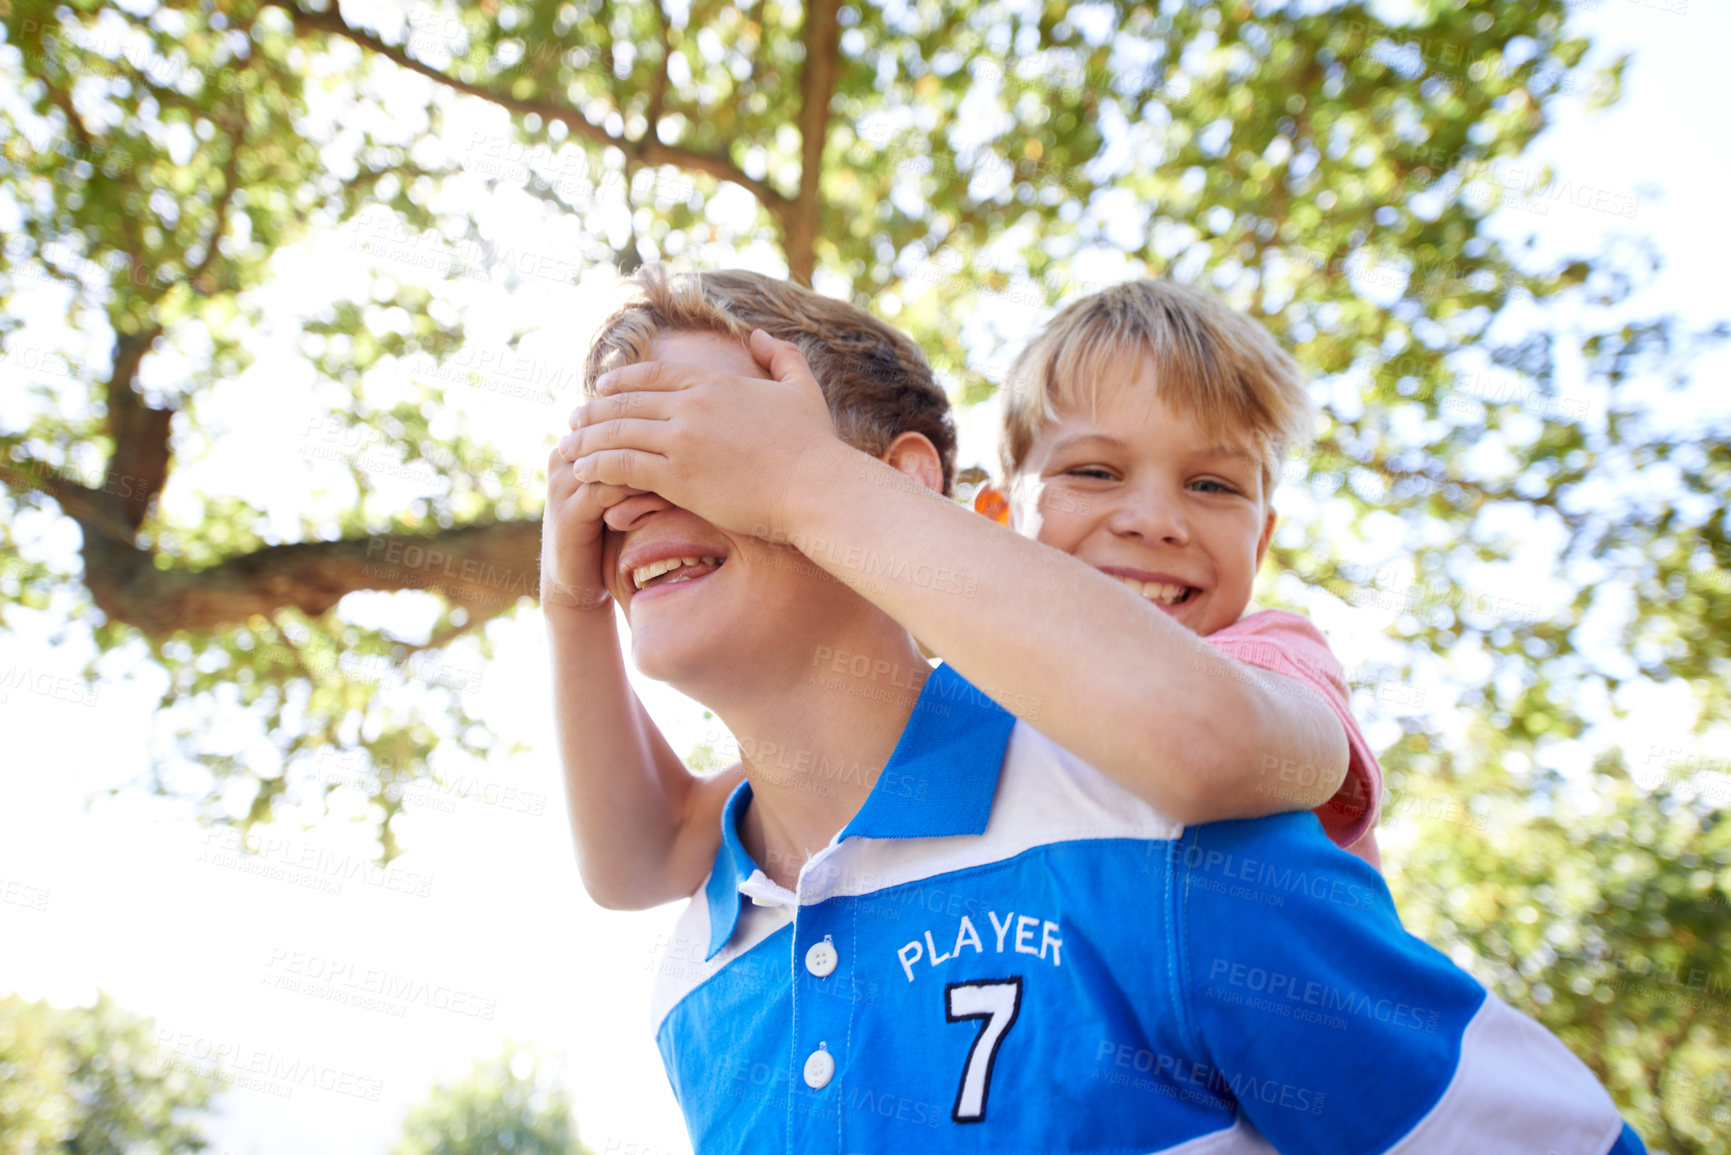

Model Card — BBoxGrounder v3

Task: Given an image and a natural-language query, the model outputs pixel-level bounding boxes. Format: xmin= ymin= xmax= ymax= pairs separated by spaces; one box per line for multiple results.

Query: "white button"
xmin=803 ymin=1046 xmax=834 ymax=1090
xmin=804 ymin=939 xmax=837 ymax=977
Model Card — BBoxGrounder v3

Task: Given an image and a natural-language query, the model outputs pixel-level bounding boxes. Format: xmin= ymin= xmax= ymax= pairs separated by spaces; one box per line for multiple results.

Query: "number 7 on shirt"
xmin=945 ymin=978 xmax=1023 ymax=1123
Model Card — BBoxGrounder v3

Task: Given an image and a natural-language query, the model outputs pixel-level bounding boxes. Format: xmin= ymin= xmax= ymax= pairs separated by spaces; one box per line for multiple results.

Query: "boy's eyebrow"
xmin=1194 ymin=444 xmax=1262 ymax=469
xmin=1049 ymin=433 xmax=1259 ymax=470
xmin=1045 ymin=432 xmax=1126 ymax=455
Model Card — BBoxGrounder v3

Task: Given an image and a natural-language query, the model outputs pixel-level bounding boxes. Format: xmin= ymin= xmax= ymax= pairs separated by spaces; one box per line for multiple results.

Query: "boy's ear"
xmin=881 ymin=432 xmax=944 ymax=493
xmin=1255 ymin=507 xmax=1277 ymax=568
xmin=972 ymin=484 xmax=1012 ymax=527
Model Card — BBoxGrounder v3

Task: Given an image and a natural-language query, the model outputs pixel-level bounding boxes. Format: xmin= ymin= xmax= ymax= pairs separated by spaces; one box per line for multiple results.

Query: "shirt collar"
xmin=702 ymin=662 xmax=1017 ymax=960
xmin=703 ymin=781 xmax=762 ymax=961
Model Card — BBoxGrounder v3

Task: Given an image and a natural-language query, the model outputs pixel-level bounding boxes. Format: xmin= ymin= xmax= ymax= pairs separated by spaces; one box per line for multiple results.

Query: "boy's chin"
xmin=629 ymin=634 xmax=710 ymax=687
xmin=629 ymin=625 xmax=756 ymax=693
xmin=1183 ymin=592 xmax=1249 ymax=637
xmin=1162 ymin=593 xmax=1209 ymax=628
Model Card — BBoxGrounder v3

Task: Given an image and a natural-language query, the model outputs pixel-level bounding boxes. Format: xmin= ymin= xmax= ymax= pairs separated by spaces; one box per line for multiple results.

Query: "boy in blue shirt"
xmin=546 ymin=268 xmax=1642 ymax=1153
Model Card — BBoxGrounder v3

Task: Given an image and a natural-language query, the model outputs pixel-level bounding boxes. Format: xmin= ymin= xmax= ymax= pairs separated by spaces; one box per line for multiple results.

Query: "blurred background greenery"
xmin=0 ymin=995 xmax=591 ymax=1154
xmin=0 ymin=0 xmax=1726 ymax=1148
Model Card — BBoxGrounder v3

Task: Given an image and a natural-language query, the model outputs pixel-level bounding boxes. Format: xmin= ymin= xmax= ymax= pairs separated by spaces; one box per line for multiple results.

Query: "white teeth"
xmin=630 ymin=556 xmax=723 ymax=590
xmin=631 ymin=558 xmax=679 ymax=589
xmin=1117 ymin=575 xmax=1189 ymax=605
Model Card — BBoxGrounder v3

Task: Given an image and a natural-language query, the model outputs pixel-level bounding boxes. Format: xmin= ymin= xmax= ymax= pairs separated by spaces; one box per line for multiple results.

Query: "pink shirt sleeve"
xmin=1202 ymin=609 xmax=1384 ymax=870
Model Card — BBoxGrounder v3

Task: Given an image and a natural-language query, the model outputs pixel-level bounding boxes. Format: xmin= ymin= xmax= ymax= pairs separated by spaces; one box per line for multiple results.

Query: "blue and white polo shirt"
xmin=650 ymin=663 xmax=1644 ymax=1154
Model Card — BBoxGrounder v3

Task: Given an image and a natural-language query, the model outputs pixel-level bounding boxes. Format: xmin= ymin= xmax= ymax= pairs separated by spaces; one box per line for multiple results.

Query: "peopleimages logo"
xmin=750 ymin=525 xmax=979 ymax=599
xmin=199 ymin=829 xmax=434 ymax=898
xmin=1179 ymin=846 xmax=1376 ymax=911
xmin=264 ymin=947 xmax=498 ymax=1020
xmin=152 ymin=1029 xmax=385 ymax=1101
xmin=0 ymin=878 xmax=51 ymax=911
xmin=0 ymin=665 xmax=99 ymax=707
xmin=1205 ymin=957 xmax=1441 ymax=1034
xmin=1093 ymin=1040 xmax=1328 ymax=1116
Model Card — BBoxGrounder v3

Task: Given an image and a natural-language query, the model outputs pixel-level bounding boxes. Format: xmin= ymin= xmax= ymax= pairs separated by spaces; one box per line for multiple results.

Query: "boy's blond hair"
xmin=998 ymin=279 xmax=1314 ymax=495
xmin=585 ymin=265 xmax=958 ymax=495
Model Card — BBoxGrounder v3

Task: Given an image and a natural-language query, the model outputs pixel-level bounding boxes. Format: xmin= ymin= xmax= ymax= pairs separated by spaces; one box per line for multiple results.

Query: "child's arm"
xmin=541 ymin=448 xmax=738 ymax=910
xmin=563 ymin=335 xmax=1346 ymax=828
xmin=769 ymin=451 xmax=1348 ymax=826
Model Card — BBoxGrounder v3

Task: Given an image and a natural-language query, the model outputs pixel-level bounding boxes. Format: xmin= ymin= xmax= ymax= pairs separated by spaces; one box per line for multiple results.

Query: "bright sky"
xmin=2 ymin=3 xmax=1729 ymax=1153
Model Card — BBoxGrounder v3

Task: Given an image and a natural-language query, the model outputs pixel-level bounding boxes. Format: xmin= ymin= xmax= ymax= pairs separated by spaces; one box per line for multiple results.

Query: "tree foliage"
xmin=392 ymin=1047 xmax=589 ymax=1155
xmin=1386 ymin=755 xmax=1731 ymax=1152
xmin=0 ymin=993 xmax=215 ymax=1154
xmin=2 ymin=0 xmax=1728 ymax=1146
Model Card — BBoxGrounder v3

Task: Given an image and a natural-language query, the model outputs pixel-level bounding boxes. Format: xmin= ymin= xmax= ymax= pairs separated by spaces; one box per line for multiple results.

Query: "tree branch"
xmin=263 ymin=0 xmax=791 ymax=213
xmin=786 ymin=0 xmax=842 ymax=284
xmin=82 ymin=520 xmax=544 ymax=638
xmin=644 ymin=0 xmax=672 ymax=140
xmin=1308 ymin=435 xmax=1589 ymax=531
xmin=4 ymin=448 xmax=544 ymax=636
xmin=179 ymin=82 xmax=250 ymax=294
xmin=38 ymin=68 xmax=156 ymax=265
xmin=0 ymin=459 xmax=136 ymax=542
xmin=103 ymin=330 xmax=172 ymax=534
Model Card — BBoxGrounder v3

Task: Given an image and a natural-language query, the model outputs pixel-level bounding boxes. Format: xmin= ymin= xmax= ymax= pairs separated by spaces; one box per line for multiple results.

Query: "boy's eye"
xmin=1065 ymin=467 xmax=1115 ymax=480
xmin=1190 ymin=478 xmax=1240 ymax=495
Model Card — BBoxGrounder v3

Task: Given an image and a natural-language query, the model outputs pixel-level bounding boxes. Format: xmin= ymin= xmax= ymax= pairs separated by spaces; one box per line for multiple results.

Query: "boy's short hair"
xmin=583 ymin=265 xmax=958 ymax=495
xmin=998 ymin=278 xmax=1315 ymax=495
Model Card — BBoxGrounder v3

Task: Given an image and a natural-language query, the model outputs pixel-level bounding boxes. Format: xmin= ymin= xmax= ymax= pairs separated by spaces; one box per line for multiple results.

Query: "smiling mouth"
xmin=1109 ymin=575 xmax=1196 ymax=606
xmin=631 ymin=556 xmax=725 ymax=592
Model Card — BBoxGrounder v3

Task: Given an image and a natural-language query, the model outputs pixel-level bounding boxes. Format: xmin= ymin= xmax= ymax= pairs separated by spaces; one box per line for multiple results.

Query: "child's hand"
xmin=541 ymin=442 xmax=646 ymax=613
xmin=559 ymin=330 xmax=846 ymax=538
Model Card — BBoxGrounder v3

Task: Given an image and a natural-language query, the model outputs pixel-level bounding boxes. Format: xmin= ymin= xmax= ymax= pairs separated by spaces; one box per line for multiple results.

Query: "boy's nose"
xmin=1107 ymin=490 xmax=1189 ymax=545
xmin=603 ymin=492 xmax=677 ymax=532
